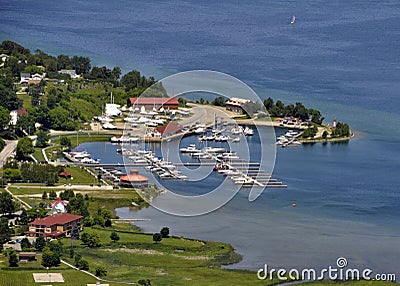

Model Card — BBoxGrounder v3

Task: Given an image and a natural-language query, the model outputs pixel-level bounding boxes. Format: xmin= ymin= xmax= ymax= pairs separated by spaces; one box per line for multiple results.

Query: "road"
xmin=0 ymin=140 xmax=17 ymax=166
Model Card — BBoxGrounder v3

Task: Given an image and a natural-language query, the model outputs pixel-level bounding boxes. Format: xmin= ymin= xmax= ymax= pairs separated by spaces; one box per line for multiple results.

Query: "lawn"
xmin=8 ymin=184 xmax=147 ymax=216
xmin=59 ymin=167 xmax=97 ymax=185
xmin=0 ymin=256 xmax=97 ymax=286
xmin=61 ymin=227 xmax=282 ymax=286
xmin=16 ymin=92 xmax=31 ymax=110
xmin=32 ymin=148 xmax=45 ymax=162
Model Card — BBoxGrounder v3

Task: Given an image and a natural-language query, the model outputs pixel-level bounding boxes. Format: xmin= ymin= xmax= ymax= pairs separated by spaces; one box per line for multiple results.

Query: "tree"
xmin=152 ymin=233 xmax=162 ymax=244
xmin=16 ymin=114 xmax=36 ymax=135
xmin=0 ymin=84 xmax=22 ymax=111
xmin=71 ymin=56 xmax=91 ymax=75
xmin=0 ymin=192 xmax=15 ymax=215
xmin=0 ymin=217 xmax=12 ymax=246
xmin=3 ymin=168 xmax=22 ymax=183
xmin=112 ymin=66 xmax=122 ymax=80
xmin=178 ymin=97 xmax=187 ymax=107
xmin=80 ymin=233 xmax=89 ymax=244
xmin=138 ymin=279 xmax=152 ymax=286
xmin=41 ymin=246 xmax=60 ymax=267
xmin=95 ymin=265 xmax=108 ymax=277
xmin=5 ymin=249 xmax=18 ymax=267
xmin=110 ymin=231 xmax=120 ymax=242
xmin=69 ymin=248 xmax=75 ymax=259
xmin=263 ymin=97 xmax=274 ymax=111
xmin=36 ymin=130 xmax=50 ymax=147
xmin=46 ymin=94 xmax=57 ymax=109
xmin=24 ymin=65 xmax=43 ymax=75
xmin=60 ymin=189 xmax=75 ymax=200
xmin=0 ymin=106 xmax=11 ymax=131
xmin=42 ymin=191 xmax=48 ymax=200
xmin=20 ymin=237 xmax=31 ymax=249
xmin=74 ymin=253 xmax=82 ymax=267
xmin=83 ymin=232 xmax=101 ymax=248
xmin=16 ymin=137 xmax=34 ymax=160
xmin=49 ymin=190 xmax=57 ymax=200
xmin=19 ymin=209 xmax=29 ymax=225
xmin=78 ymin=258 xmax=89 ymax=270
xmin=33 ymin=235 xmax=46 ymax=251
xmin=160 ymin=227 xmax=169 ymax=238
xmin=212 ymin=96 xmax=227 ymax=107
xmin=49 ymin=107 xmax=74 ymax=130
xmin=322 ymin=131 xmax=328 ymax=139
xmin=60 ymin=136 xmax=72 ymax=149
xmin=71 ymin=224 xmax=80 ymax=240
xmin=48 ymin=239 xmax=63 ymax=257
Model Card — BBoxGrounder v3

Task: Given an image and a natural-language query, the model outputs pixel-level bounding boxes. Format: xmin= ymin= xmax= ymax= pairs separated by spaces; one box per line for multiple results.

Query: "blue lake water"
xmin=2 ymin=0 xmax=399 ymax=279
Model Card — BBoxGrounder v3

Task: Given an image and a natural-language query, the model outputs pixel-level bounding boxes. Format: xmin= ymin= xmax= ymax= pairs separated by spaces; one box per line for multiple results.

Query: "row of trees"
xmin=264 ymin=97 xmax=324 ymax=124
xmin=3 ymin=161 xmax=62 ymax=184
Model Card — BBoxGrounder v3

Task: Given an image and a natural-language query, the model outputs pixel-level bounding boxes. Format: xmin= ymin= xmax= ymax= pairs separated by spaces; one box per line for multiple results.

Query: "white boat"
xmin=194 ymin=127 xmax=206 ymax=134
xmin=212 ymin=128 xmax=225 ymax=134
xmin=291 ymin=15 xmax=296 ymax=25
xmin=198 ymin=135 xmax=207 ymax=142
xmin=102 ymin=123 xmax=117 ymax=130
xmin=231 ymin=137 xmax=240 ymax=142
xmin=231 ymin=126 xmax=243 ymax=135
xmin=111 ymin=136 xmax=139 ymax=143
xmin=203 ymin=147 xmax=226 ymax=153
xmin=215 ymin=135 xmax=229 ymax=142
xmin=124 ymin=117 xmax=137 ymax=123
xmin=80 ymin=157 xmax=100 ymax=164
xmin=243 ymin=127 xmax=254 ymax=136
xmin=180 ymin=144 xmax=200 ymax=153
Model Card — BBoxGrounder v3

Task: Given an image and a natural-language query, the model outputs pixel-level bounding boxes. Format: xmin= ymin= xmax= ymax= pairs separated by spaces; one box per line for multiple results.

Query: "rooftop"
xmin=156 ymin=123 xmax=183 ymax=135
xmin=120 ymin=174 xmax=149 ymax=183
xmin=128 ymin=97 xmax=179 ymax=105
xmin=29 ymin=213 xmax=83 ymax=226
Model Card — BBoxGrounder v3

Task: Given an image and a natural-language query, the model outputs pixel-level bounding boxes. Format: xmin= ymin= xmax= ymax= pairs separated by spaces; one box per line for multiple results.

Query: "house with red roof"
xmin=155 ymin=123 xmax=184 ymax=137
xmin=26 ymin=213 xmax=83 ymax=239
xmin=127 ymin=97 xmax=179 ymax=110
xmin=9 ymin=109 xmax=28 ymax=125
xmin=46 ymin=198 xmax=69 ymax=215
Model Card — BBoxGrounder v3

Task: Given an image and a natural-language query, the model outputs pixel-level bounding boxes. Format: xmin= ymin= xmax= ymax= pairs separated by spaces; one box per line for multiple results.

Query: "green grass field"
xmin=32 ymin=148 xmax=46 ymax=162
xmin=16 ymin=92 xmax=31 ymax=110
xmin=0 ymin=257 xmax=97 ymax=286
xmin=60 ymin=167 xmax=97 ymax=185
xmin=61 ymin=227 xmax=282 ymax=286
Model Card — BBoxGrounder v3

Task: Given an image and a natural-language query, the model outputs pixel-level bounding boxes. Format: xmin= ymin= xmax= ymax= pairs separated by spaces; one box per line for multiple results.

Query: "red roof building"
xmin=16 ymin=109 xmax=28 ymax=116
xmin=59 ymin=171 xmax=72 ymax=178
xmin=156 ymin=123 xmax=183 ymax=137
xmin=26 ymin=213 xmax=83 ymax=239
xmin=49 ymin=198 xmax=69 ymax=209
xmin=127 ymin=97 xmax=179 ymax=110
xmin=120 ymin=173 xmax=149 ymax=188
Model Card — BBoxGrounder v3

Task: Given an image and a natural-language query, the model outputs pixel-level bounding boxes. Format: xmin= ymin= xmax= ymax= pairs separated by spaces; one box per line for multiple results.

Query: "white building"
xmin=58 ymin=69 xmax=80 ymax=79
xmin=105 ymin=103 xmax=121 ymax=117
xmin=10 ymin=109 xmax=28 ymax=125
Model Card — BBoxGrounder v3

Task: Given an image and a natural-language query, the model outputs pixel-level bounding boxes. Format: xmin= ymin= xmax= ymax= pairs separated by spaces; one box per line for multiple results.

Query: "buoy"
xmin=291 ymin=203 xmax=297 ymax=207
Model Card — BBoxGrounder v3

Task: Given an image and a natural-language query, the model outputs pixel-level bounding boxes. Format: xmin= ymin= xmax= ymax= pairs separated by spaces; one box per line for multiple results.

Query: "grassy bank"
xmin=0 ymin=257 xmax=97 ymax=286
xmin=61 ymin=227 xmax=280 ymax=286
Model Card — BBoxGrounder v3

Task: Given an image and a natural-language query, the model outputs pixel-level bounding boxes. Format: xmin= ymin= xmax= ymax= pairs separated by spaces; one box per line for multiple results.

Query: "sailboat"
xmin=291 ymin=15 xmax=296 ymax=25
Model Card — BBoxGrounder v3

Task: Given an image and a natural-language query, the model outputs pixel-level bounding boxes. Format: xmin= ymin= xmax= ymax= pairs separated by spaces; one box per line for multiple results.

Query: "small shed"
xmin=19 ymin=252 xmax=37 ymax=261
